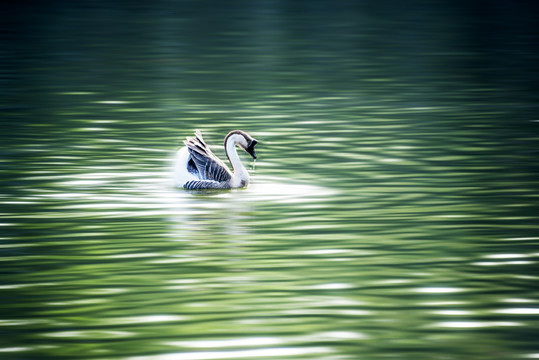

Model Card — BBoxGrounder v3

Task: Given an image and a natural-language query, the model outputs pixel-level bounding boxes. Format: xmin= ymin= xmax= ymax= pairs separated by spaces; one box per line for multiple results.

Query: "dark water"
xmin=1 ymin=1 xmax=539 ymax=359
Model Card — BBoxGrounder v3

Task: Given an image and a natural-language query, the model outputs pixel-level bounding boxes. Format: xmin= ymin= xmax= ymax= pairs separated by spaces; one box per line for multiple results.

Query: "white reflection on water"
xmin=494 ymin=308 xmax=539 ymax=315
xmin=431 ymin=310 xmax=473 ymax=316
xmin=414 ymin=287 xmax=464 ymax=294
xmin=106 ymin=252 xmax=161 ymax=259
xmin=166 ymin=337 xmax=282 ymax=348
xmin=307 ymin=331 xmax=368 ymax=340
xmin=83 ymin=288 xmax=127 ymax=295
xmin=94 ymin=100 xmax=131 ymax=104
xmin=503 ymin=298 xmax=536 ymax=303
xmin=45 ymin=330 xmax=134 ymax=338
xmin=128 ymin=347 xmax=333 ymax=360
xmin=484 ymin=253 xmax=530 ymax=259
xmin=0 ymin=283 xmax=55 ymax=289
xmin=432 ymin=321 xmax=521 ymax=328
xmin=0 ymin=347 xmax=31 ymax=353
xmin=166 ymin=175 xmax=337 ymax=243
xmin=306 ymin=283 xmax=355 ymax=290
xmin=167 ymin=331 xmax=367 ymax=350
xmin=113 ymin=315 xmax=187 ymax=324
xmin=472 ymin=252 xmax=539 ymax=266
xmin=247 ymin=176 xmax=337 ymax=203
xmin=473 ymin=260 xmax=533 ymax=266
xmin=26 ymin=159 xmax=336 ymax=226
xmin=282 ymin=308 xmax=372 ymax=316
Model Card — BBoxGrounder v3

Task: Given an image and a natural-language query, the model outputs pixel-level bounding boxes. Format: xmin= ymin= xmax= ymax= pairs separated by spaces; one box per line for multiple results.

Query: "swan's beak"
xmin=246 ymin=139 xmax=258 ymax=160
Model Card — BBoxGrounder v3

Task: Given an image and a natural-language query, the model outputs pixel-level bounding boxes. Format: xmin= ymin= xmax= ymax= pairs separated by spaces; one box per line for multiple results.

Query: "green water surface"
xmin=1 ymin=1 xmax=538 ymax=359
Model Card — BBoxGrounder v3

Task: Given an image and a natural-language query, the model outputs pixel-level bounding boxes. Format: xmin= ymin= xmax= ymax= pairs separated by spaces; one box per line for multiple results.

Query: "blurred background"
xmin=1 ymin=1 xmax=538 ymax=359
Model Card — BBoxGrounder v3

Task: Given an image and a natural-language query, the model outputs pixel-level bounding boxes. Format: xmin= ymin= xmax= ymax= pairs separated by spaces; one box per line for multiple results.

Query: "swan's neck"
xmin=226 ymin=138 xmax=249 ymax=188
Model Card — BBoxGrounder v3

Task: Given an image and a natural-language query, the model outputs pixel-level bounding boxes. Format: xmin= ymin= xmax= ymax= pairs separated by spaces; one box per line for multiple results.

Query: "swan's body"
xmin=173 ymin=130 xmax=258 ymax=190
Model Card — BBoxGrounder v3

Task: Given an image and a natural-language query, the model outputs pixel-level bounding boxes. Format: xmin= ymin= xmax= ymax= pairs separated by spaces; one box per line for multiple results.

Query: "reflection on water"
xmin=2 ymin=1 xmax=539 ymax=359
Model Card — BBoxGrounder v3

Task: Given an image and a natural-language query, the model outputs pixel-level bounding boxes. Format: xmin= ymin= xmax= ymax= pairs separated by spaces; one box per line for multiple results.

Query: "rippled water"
xmin=1 ymin=1 xmax=539 ymax=359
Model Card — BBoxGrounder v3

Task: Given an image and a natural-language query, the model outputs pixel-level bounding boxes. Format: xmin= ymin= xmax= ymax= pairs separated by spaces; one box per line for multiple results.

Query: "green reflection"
xmin=1 ymin=1 xmax=538 ymax=360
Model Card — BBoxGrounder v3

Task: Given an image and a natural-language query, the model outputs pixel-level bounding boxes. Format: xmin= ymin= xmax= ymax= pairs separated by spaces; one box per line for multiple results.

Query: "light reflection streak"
xmin=45 ymin=330 xmax=134 ymax=338
xmin=282 ymin=308 xmax=371 ymax=316
xmin=414 ymin=287 xmax=463 ymax=294
xmin=0 ymin=347 xmax=30 ymax=353
xmin=94 ymin=100 xmax=131 ymax=104
xmin=306 ymin=283 xmax=354 ymax=290
xmin=0 ymin=319 xmax=47 ymax=326
xmin=432 ymin=321 xmax=521 ymax=328
xmin=0 ymin=243 xmax=36 ymax=248
xmin=378 ymin=279 xmax=413 ymax=285
xmin=153 ymin=257 xmax=208 ymax=265
xmin=167 ymin=331 xmax=366 ymax=350
xmin=59 ymin=91 xmax=96 ymax=95
xmin=166 ymin=337 xmax=281 ymax=348
xmin=301 ymin=249 xmax=352 ymax=255
xmin=128 ymin=347 xmax=332 ymax=360
xmin=484 ymin=253 xmax=529 ymax=259
xmin=494 ymin=308 xmax=539 ymax=315
xmin=78 ymin=127 xmax=108 ymax=132
xmin=47 ymin=298 xmax=107 ymax=306
xmin=83 ymin=288 xmax=127 ymax=295
xmin=473 ymin=260 xmax=533 ymax=266
xmin=502 ymin=298 xmax=535 ymax=303
xmin=112 ymin=315 xmax=186 ymax=324
xmin=247 ymin=177 xmax=337 ymax=203
xmin=307 ymin=331 xmax=367 ymax=340
xmin=106 ymin=253 xmax=161 ymax=259
xmin=0 ymin=283 xmax=56 ymax=289
xmin=431 ymin=310 xmax=472 ymax=316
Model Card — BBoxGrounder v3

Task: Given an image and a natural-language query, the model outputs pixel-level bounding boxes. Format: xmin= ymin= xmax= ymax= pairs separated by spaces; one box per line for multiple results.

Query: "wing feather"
xmin=184 ymin=131 xmax=232 ymax=182
xmin=184 ymin=180 xmax=231 ymax=190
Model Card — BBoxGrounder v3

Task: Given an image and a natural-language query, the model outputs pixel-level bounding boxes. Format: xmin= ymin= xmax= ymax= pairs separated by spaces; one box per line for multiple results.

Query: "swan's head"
xmin=225 ymin=130 xmax=258 ymax=160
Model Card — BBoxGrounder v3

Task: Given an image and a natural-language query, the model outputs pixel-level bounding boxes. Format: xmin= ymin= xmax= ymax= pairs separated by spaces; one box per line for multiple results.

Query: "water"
xmin=1 ymin=1 xmax=539 ymax=359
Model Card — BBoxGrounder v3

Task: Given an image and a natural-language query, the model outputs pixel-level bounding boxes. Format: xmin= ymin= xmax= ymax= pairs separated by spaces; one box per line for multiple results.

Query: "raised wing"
xmin=184 ymin=130 xmax=232 ymax=182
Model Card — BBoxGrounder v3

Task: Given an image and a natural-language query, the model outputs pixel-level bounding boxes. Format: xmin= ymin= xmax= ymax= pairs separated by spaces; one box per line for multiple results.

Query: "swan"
xmin=173 ymin=130 xmax=258 ymax=190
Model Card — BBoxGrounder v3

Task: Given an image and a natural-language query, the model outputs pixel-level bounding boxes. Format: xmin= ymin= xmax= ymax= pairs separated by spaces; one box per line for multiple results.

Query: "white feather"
xmin=172 ymin=146 xmax=198 ymax=187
